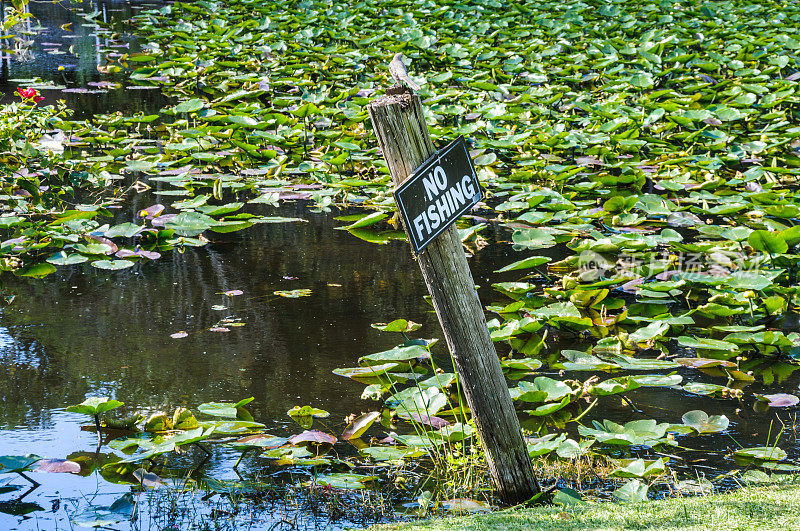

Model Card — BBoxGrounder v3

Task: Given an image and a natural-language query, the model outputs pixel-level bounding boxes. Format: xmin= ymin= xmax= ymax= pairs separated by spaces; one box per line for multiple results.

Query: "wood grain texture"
xmin=367 ymin=93 xmax=540 ymax=504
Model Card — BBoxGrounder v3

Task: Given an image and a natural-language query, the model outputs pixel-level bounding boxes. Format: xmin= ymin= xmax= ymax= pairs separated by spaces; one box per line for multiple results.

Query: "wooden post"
xmin=368 ymin=93 xmax=540 ymax=505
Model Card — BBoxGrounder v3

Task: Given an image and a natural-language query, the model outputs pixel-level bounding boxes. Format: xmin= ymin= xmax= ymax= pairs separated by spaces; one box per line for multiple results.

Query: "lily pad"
xmin=66 ymin=397 xmax=124 ymax=416
xmin=681 ymin=410 xmax=730 ymax=434
xmin=313 ymin=473 xmax=377 ymax=489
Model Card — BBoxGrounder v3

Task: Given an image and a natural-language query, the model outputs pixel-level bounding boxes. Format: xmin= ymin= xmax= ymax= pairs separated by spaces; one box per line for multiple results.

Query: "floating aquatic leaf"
xmin=610 ymin=458 xmax=667 ymax=479
xmin=734 ymin=446 xmax=787 ymax=462
xmin=556 ymin=438 xmax=594 ymax=459
xmin=72 ymin=494 xmax=134 ymax=528
xmin=222 ymin=289 xmax=243 ymax=297
xmin=526 ymin=433 xmax=567 ymax=457
xmin=501 ymin=357 xmax=543 ymax=372
xmin=360 ymin=345 xmax=430 ymax=363
xmin=579 ymin=419 xmax=671 ymax=447
xmin=495 ymin=256 xmax=550 ymax=273
xmin=588 ymin=376 xmax=641 ymax=397
xmin=755 ymin=394 xmax=799 ymax=408
xmin=17 ymin=263 xmax=56 ymax=278
xmin=172 ymin=408 xmax=199 ymax=430
xmin=337 ymin=211 xmax=387 ymax=230
xmin=360 ymin=445 xmax=426 ymax=461
xmin=612 ymin=479 xmax=649 ymax=503
xmin=748 ymin=230 xmax=788 ymax=255
xmin=630 ymin=374 xmax=683 ymax=387
xmin=229 ymin=434 xmax=287 ymax=452
xmin=143 ymin=412 xmax=171 ymax=432
xmin=198 ymin=397 xmax=254 ymax=419
xmin=313 ymin=473 xmax=377 ymax=490
xmin=288 ymin=430 xmax=337 ymax=447
xmin=371 ymin=319 xmax=422 ymax=333
xmin=681 ymin=410 xmax=730 ymax=434
xmin=510 ymin=377 xmax=574 ymax=403
xmin=675 ymin=358 xmax=736 ymax=369
xmin=333 ymin=362 xmax=411 ymax=385
xmin=341 ymin=411 xmax=380 ymax=440
xmin=91 ymin=259 xmax=135 ymax=270
xmin=274 ymin=289 xmax=312 ymax=298
xmin=133 ymin=468 xmax=166 ymax=488
xmin=287 ymin=405 xmax=330 ymax=429
xmin=196 ymin=420 xmax=264 ymax=436
xmin=35 ymin=459 xmax=80 ymax=474
xmin=553 ymin=488 xmax=583 ymax=507
xmin=174 ymin=98 xmax=205 ymax=113
xmin=408 ymin=414 xmax=449 ymax=429
xmin=676 ymin=336 xmax=737 ymax=352
xmin=394 ymin=387 xmax=447 ymax=418
xmin=0 ymin=455 xmax=41 ymax=473
xmin=165 ymin=212 xmax=217 ymax=237
xmin=66 ymin=397 xmax=123 ymax=417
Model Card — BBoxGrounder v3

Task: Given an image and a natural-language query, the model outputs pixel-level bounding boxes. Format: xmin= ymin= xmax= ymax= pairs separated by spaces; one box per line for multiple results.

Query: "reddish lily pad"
xmin=138 ymin=204 xmax=165 ymax=219
xmin=35 ymin=459 xmax=81 ymax=474
xmin=408 ymin=414 xmax=449 ymax=429
xmin=222 ymin=290 xmax=243 ymax=296
xmin=757 ymin=394 xmax=799 ymax=408
xmin=675 ymin=358 xmax=737 ymax=369
xmin=288 ymin=430 xmax=337 ymax=450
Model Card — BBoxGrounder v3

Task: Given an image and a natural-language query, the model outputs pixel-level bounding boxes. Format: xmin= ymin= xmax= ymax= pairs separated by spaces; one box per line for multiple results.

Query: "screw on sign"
xmin=394 ymin=136 xmax=482 ymax=253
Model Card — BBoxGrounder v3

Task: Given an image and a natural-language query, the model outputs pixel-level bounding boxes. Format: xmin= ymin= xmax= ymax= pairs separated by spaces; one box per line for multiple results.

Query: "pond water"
xmin=0 ymin=0 xmax=168 ymax=117
xmin=1 ymin=194 xmax=798 ymax=529
xmin=0 ymin=198 xmax=441 ymax=529
xmin=1 ymin=0 xmax=800 ymax=529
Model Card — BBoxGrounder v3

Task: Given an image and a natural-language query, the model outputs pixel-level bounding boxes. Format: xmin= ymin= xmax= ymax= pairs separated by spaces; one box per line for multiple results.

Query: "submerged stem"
xmin=16 ymin=471 xmax=39 ymax=488
xmin=94 ymin=413 xmax=102 ymax=444
xmin=233 ymin=449 xmax=250 ymax=470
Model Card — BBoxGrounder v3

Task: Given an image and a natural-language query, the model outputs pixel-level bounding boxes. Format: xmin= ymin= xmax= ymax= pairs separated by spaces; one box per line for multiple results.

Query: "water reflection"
xmin=0 ymin=202 xmax=449 ymax=432
xmin=0 ymin=0 xmax=168 ymax=117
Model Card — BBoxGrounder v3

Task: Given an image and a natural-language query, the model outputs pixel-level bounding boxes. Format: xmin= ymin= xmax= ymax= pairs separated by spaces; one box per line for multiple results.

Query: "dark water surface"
xmin=0 ymin=197 xmax=518 ymax=529
xmin=0 ymin=0 xmax=168 ymax=117
xmin=0 ymin=201 xmax=431 ymax=529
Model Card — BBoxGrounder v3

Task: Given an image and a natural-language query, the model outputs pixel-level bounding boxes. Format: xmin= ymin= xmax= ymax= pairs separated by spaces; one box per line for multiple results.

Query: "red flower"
xmin=16 ymin=87 xmax=44 ymax=103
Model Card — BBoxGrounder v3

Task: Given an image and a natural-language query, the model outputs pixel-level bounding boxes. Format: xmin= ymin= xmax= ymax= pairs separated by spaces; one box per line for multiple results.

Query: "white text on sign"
xmin=413 ymin=168 xmax=477 ymax=242
xmin=393 ymin=136 xmax=482 ymax=253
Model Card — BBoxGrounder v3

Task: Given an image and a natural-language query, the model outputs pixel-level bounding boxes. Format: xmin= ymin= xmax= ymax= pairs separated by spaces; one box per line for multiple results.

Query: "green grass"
xmin=374 ymin=485 xmax=800 ymax=530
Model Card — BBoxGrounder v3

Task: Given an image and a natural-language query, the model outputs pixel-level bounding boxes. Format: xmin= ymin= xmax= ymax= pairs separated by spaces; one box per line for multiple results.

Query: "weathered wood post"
xmin=368 ymin=92 xmax=540 ymax=505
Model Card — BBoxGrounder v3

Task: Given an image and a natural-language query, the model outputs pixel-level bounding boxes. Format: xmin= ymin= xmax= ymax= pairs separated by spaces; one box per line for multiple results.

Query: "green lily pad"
xmin=613 ymin=479 xmax=649 ymax=502
xmin=287 ymin=405 xmax=330 ymax=429
xmin=681 ymin=410 xmax=730 ymax=434
xmin=734 ymin=446 xmax=787 ymax=462
xmin=610 ymin=458 xmax=667 ymax=479
xmin=313 ymin=473 xmax=377 ymax=489
xmin=66 ymin=397 xmax=124 ymax=416
xmin=0 ymin=455 xmax=41 ymax=473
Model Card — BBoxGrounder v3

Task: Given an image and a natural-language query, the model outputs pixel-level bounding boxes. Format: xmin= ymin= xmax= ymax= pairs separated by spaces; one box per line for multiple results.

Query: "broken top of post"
xmin=369 ymin=93 xmax=434 ymax=183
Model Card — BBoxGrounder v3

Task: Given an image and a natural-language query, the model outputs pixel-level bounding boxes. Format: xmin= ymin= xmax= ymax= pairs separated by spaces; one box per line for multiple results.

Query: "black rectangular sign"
xmin=394 ymin=136 xmax=482 ymax=253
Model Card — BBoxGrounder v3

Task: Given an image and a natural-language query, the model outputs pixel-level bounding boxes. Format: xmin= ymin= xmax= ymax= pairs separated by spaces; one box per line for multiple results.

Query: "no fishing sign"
xmin=394 ymin=136 xmax=482 ymax=253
